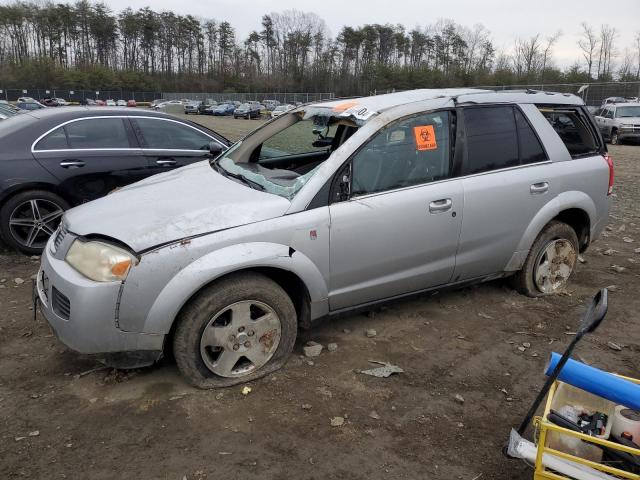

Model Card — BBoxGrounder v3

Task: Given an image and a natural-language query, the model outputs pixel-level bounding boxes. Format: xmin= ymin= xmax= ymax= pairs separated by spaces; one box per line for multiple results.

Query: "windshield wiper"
xmin=212 ymin=158 xmax=265 ymax=191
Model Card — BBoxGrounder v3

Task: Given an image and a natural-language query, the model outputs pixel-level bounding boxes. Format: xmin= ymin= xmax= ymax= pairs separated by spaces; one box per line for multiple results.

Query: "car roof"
xmin=12 ymin=106 xmax=176 ymax=121
xmin=609 ymin=102 xmax=640 ymax=107
xmin=308 ymin=88 xmax=583 ymax=113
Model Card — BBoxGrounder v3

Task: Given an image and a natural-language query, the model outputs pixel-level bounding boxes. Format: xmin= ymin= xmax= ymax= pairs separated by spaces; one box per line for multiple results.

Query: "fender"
xmin=504 ymin=191 xmax=596 ymax=271
xmin=142 ymin=242 xmax=329 ymax=335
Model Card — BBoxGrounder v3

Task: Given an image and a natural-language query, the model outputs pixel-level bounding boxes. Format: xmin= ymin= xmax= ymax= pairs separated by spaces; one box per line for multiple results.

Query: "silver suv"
xmin=594 ymin=102 xmax=640 ymax=144
xmin=36 ymin=89 xmax=613 ymax=388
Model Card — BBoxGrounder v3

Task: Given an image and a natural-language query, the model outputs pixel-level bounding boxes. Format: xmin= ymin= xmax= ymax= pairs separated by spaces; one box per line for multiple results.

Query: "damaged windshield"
xmin=211 ymin=109 xmax=360 ymax=200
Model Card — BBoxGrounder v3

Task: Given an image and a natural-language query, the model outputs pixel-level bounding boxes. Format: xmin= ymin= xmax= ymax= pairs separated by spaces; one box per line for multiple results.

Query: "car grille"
xmin=51 ymin=287 xmax=71 ymax=320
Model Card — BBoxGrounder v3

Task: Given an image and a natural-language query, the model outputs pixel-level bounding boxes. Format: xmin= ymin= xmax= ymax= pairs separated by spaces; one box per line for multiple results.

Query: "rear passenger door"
xmin=453 ymin=105 xmax=551 ymax=281
xmin=32 ymin=117 xmax=147 ymax=204
xmin=131 ymin=117 xmax=226 ymax=174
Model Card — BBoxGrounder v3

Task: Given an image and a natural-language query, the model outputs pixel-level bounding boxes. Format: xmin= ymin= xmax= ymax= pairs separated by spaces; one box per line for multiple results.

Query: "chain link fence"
xmin=474 ymin=81 xmax=640 ymax=107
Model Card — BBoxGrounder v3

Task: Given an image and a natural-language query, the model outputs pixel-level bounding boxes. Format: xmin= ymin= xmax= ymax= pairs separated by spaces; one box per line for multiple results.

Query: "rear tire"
xmin=512 ymin=221 xmax=579 ymax=297
xmin=0 ymin=190 xmax=69 ymax=255
xmin=173 ymin=272 xmax=297 ymax=388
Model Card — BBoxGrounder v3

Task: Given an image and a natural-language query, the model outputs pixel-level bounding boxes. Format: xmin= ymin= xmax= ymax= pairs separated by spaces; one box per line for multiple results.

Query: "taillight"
xmin=604 ymin=153 xmax=614 ymax=195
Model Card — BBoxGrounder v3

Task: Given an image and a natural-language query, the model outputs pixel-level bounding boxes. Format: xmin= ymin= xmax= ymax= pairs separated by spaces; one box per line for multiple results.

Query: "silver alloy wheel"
xmin=199 ymin=300 xmax=282 ymax=378
xmin=534 ymin=239 xmax=577 ymax=294
xmin=9 ymin=199 xmax=64 ymax=249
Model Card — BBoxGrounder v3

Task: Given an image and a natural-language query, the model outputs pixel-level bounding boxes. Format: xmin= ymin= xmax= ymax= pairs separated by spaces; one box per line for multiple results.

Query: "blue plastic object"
xmin=545 ymin=352 xmax=640 ymax=411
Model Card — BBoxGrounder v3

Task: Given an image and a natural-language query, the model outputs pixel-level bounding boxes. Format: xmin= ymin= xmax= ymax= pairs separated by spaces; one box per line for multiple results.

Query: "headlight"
xmin=65 ymin=240 xmax=135 ymax=282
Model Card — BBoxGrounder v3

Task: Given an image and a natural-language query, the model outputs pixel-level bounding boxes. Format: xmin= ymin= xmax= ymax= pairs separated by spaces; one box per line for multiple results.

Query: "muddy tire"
xmin=513 ymin=221 xmax=579 ymax=297
xmin=173 ymin=272 xmax=297 ymax=388
xmin=0 ymin=190 xmax=68 ymax=255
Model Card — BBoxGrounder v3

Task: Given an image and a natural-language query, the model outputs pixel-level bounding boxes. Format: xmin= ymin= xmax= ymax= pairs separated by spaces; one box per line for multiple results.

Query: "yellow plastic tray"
xmin=533 ymin=375 xmax=640 ymax=480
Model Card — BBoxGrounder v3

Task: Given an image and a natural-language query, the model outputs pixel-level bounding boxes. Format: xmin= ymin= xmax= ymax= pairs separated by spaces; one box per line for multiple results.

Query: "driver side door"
xmin=328 ymin=110 xmax=463 ymax=311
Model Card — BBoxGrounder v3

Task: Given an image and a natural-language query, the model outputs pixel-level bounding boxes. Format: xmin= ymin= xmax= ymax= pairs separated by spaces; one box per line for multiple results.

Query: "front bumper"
xmin=37 ymin=236 xmax=164 ymax=363
xmin=619 ymin=130 xmax=640 ymax=141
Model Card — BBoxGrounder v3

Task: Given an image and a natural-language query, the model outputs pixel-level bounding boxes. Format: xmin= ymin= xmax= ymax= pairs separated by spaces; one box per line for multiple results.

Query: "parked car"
xmin=233 ymin=103 xmax=261 ymax=119
xmin=34 ymin=89 xmax=612 ymax=387
xmin=116 ymin=99 xmax=127 ymax=107
xmin=212 ymin=103 xmax=236 ymax=116
xmin=150 ymin=99 xmax=167 ymax=108
xmin=54 ymin=98 xmax=70 ymax=106
xmin=270 ymin=104 xmax=294 ymax=118
xmin=198 ymin=99 xmax=217 ymax=114
xmin=79 ymin=98 xmax=97 ymax=106
xmin=18 ymin=96 xmax=37 ymax=103
xmin=40 ymin=98 xmax=60 ymax=107
xmin=95 ymin=99 xmax=106 ymax=106
xmin=127 ymin=99 xmax=137 ymax=107
xmin=600 ymin=96 xmax=627 ymax=108
xmin=262 ymin=99 xmax=280 ymax=111
xmin=16 ymin=101 xmax=46 ymax=111
xmin=594 ymin=102 xmax=640 ymax=144
xmin=184 ymin=101 xmax=200 ymax=114
xmin=154 ymin=100 xmax=183 ymax=111
xmin=0 ymin=107 xmax=231 ymax=254
xmin=105 ymin=99 xmax=116 ymax=106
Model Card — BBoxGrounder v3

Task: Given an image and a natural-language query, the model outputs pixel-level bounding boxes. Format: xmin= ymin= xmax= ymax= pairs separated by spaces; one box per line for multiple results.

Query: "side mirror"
xmin=209 ymin=141 xmax=224 ymax=157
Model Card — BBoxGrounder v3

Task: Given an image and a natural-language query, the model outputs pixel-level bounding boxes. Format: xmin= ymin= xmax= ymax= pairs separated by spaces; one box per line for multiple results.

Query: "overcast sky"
xmin=86 ymin=0 xmax=640 ymax=67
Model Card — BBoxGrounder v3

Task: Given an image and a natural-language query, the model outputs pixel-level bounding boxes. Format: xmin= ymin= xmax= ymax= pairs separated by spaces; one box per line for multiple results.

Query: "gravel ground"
xmin=0 ymin=115 xmax=638 ymax=479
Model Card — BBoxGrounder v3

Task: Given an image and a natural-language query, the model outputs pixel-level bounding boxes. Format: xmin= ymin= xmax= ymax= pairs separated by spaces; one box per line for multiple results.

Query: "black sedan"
xmin=233 ymin=103 xmax=262 ymax=119
xmin=0 ymin=107 xmax=230 ymax=253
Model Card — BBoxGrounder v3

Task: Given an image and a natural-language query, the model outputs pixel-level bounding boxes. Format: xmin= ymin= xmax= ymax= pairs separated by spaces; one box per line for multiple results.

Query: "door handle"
xmin=156 ymin=159 xmax=177 ymax=166
xmin=59 ymin=160 xmax=85 ymax=168
xmin=429 ymin=198 xmax=452 ymax=213
xmin=530 ymin=182 xmax=549 ymax=194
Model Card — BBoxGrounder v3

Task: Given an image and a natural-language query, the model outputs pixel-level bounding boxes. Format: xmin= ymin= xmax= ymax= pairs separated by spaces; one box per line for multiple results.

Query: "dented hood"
xmin=64 ymin=161 xmax=291 ymax=251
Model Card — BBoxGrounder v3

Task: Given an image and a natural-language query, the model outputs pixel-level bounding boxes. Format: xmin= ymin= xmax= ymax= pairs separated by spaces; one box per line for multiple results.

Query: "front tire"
xmin=513 ymin=221 xmax=579 ymax=297
xmin=0 ymin=190 xmax=69 ymax=254
xmin=173 ymin=272 xmax=297 ymax=388
xmin=610 ymin=129 xmax=620 ymax=145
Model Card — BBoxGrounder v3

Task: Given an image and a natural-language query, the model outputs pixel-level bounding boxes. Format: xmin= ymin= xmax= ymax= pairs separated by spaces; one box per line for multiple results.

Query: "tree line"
xmin=0 ymin=1 xmax=639 ymax=95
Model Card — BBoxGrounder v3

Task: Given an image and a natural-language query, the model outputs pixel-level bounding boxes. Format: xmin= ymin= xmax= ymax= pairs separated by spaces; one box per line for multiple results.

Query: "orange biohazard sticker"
xmin=413 ymin=125 xmax=437 ymax=151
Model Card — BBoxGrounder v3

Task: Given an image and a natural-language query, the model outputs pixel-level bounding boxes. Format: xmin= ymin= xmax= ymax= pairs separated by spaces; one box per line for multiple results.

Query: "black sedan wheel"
xmin=0 ymin=190 xmax=69 ymax=254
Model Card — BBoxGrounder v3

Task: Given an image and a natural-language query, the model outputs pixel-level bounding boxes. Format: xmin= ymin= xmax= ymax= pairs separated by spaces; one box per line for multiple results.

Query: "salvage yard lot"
xmin=0 ymin=115 xmax=639 ymax=479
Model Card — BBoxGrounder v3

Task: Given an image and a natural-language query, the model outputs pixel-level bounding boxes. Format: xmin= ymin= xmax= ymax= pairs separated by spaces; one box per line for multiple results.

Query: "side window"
xmin=350 ymin=110 xmax=451 ymax=196
xmin=35 ymin=127 xmax=68 ymax=150
xmin=537 ymin=106 xmax=599 ymax=158
xmin=514 ymin=109 xmax=547 ymax=165
xmin=66 ymin=118 xmax=129 ymax=149
xmin=605 ymin=109 xmax=614 ymax=119
xmin=463 ymin=106 xmax=518 ymax=175
xmin=134 ymin=118 xmax=212 ymax=150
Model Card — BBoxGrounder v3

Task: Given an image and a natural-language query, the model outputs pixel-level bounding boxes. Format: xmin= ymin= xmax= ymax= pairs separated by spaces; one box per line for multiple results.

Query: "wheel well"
xmin=0 ymin=183 xmax=68 ymax=209
xmin=166 ymin=266 xmax=312 ymax=355
xmin=553 ymin=208 xmax=590 ymax=252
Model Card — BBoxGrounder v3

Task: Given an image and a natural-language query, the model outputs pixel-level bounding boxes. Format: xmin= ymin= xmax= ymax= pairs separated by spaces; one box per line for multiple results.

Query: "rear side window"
xmin=35 ymin=127 xmax=68 ymax=150
xmin=66 ymin=118 xmax=130 ymax=149
xmin=133 ymin=118 xmax=212 ymax=150
xmin=538 ymin=107 xmax=599 ymax=158
xmin=463 ymin=106 xmax=519 ymax=174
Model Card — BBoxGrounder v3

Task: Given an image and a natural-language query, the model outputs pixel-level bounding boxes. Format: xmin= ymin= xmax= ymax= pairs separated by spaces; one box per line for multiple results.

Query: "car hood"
xmin=619 ymin=116 xmax=640 ymax=123
xmin=64 ymin=161 xmax=291 ymax=252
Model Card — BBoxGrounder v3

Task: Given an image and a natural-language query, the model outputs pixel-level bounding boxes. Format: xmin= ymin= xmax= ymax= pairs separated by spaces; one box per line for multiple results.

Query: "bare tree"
xmin=540 ymin=31 xmax=561 ymax=84
xmin=596 ymin=24 xmax=617 ymax=79
xmin=577 ymin=22 xmax=598 ymax=79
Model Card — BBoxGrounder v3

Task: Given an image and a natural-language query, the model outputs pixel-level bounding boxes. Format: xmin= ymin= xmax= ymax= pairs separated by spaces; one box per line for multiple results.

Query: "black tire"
xmin=610 ymin=129 xmax=620 ymax=145
xmin=173 ymin=272 xmax=297 ymax=388
xmin=512 ymin=221 xmax=579 ymax=297
xmin=0 ymin=190 xmax=69 ymax=255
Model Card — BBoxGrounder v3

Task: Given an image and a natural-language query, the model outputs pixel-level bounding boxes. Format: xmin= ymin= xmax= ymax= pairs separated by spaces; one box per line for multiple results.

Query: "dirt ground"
xmin=1 ymin=115 xmax=639 ymax=480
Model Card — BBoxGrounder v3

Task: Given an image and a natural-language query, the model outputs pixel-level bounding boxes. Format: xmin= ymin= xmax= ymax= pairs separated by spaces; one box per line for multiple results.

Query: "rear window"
xmin=538 ymin=106 xmax=599 ymax=158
